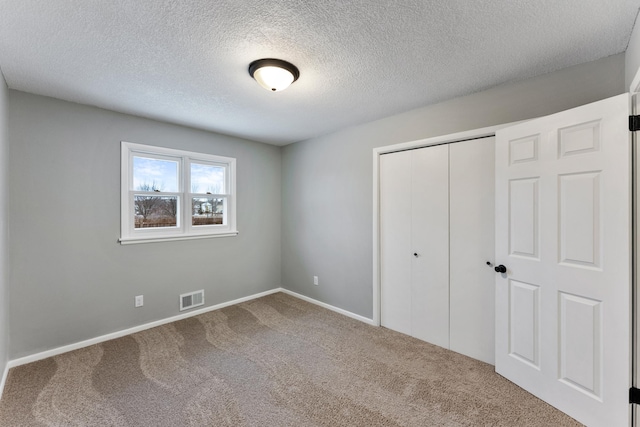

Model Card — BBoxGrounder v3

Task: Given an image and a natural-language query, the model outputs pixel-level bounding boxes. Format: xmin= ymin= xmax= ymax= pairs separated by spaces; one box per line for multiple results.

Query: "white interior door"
xmin=495 ymin=94 xmax=630 ymax=427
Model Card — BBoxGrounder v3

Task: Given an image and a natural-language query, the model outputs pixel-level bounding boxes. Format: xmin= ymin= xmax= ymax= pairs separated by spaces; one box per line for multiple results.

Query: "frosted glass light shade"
xmin=249 ymin=59 xmax=300 ymax=92
xmin=253 ymin=66 xmax=294 ymax=91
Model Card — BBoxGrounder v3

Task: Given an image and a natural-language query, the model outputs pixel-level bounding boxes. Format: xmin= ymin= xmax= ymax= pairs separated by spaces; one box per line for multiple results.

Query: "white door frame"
xmin=372 ymin=122 xmax=520 ymax=326
xmin=633 ymin=92 xmax=639 ymax=427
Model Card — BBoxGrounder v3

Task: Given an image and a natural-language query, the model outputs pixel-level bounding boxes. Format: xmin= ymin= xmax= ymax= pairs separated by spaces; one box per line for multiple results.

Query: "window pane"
xmin=133 ymin=156 xmax=179 ymax=192
xmin=134 ymin=195 xmax=179 ymax=228
xmin=192 ymin=197 xmax=224 ymax=226
xmin=191 ymin=163 xmax=225 ymax=194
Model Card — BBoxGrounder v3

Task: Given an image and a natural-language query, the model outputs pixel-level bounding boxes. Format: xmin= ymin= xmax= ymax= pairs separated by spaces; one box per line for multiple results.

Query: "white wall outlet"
xmin=313 ymin=276 xmax=319 ymax=286
xmin=135 ymin=295 xmax=144 ymax=307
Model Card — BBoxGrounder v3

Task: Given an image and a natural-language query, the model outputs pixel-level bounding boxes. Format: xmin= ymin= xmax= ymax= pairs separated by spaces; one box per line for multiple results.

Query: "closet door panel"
xmin=449 ymin=137 xmax=495 ymax=364
xmin=411 ymin=145 xmax=450 ymax=348
xmin=380 ymin=150 xmax=413 ymax=335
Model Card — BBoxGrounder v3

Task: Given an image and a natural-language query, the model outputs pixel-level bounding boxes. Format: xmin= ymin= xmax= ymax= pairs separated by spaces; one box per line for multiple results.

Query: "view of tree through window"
xmin=191 ymin=163 xmax=225 ymax=193
xmin=134 ymin=194 xmax=178 ymax=228
xmin=122 ymin=141 xmax=237 ymax=243
xmin=133 ymin=157 xmax=180 ymax=229
xmin=191 ymin=163 xmax=225 ymax=226
xmin=133 ymin=156 xmax=178 ymax=191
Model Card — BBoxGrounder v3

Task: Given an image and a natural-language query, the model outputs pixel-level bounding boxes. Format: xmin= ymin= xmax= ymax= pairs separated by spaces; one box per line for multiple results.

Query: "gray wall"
xmin=0 ymin=69 xmax=8 ymax=372
xmin=281 ymin=53 xmax=625 ymax=319
xmin=8 ymin=91 xmax=281 ymax=359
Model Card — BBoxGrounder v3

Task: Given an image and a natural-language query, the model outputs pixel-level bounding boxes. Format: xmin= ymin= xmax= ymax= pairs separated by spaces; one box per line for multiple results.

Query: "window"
xmin=120 ymin=142 xmax=237 ymax=244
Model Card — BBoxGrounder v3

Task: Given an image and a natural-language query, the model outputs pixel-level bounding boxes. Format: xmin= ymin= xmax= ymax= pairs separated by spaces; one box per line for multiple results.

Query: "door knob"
xmin=494 ymin=264 xmax=507 ymax=274
xmin=413 ymin=253 xmax=419 ymax=258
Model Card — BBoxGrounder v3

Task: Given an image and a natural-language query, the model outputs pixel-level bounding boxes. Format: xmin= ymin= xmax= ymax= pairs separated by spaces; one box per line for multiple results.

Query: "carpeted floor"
xmin=0 ymin=292 xmax=582 ymax=426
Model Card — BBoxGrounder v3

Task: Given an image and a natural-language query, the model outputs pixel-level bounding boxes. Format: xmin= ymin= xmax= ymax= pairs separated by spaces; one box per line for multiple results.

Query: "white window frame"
xmin=120 ymin=141 xmax=237 ymax=244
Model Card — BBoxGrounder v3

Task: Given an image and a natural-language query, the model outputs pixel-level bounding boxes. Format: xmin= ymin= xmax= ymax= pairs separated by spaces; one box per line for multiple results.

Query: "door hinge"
xmin=630 ymin=387 xmax=640 ymax=404
xmin=630 ymin=115 xmax=640 ymax=132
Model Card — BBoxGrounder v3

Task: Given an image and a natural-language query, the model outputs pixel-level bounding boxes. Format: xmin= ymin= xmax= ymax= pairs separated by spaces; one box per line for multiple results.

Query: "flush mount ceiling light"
xmin=249 ymin=58 xmax=300 ymax=92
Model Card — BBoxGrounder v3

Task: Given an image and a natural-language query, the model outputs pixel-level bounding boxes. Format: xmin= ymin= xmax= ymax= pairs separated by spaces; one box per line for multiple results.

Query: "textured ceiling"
xmin=0 ymin=1 xmax=639 ymax=145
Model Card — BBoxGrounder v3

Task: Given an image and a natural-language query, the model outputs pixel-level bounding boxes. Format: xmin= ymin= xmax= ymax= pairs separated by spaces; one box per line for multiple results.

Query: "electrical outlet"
xmin=135 ymin=295 xmax=144 ymax=307
xmin=313 ymin=276 xmax=319 ymax=286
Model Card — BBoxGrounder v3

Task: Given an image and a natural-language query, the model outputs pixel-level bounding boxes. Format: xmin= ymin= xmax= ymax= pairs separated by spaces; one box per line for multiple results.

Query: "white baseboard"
xmin=1 ymin=286 xmax=375 ymax=399
xmin=279 ymin=288 xmax=376 ymax=326
xmin=6 ymin=288 xmax=281 ymax=370
xmin=0 ymin=360 xmax=8 ymax=401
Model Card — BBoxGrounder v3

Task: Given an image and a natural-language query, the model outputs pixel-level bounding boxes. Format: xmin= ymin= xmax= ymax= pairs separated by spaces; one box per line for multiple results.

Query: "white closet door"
xmin=380 ymin=145 xmax=450 ymax=345
xmin=411 ymin=145 xmax=450 ymax=347
xmin=380 ymin=150 xmax=413 ymax=335
xmin=449 ymin=137 xmax=495 ymax=364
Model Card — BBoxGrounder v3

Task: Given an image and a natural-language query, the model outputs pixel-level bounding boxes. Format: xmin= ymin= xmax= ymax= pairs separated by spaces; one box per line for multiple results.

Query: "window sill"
xmin=119 ymin=231 xmax=239 ymax=245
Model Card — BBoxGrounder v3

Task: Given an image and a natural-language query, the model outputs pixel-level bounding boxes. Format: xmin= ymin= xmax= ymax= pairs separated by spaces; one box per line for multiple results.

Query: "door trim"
xmin=633 ymin=92 xmax=639 ymax=427
xmin=372 ymin=122 xmax=523 ymax=326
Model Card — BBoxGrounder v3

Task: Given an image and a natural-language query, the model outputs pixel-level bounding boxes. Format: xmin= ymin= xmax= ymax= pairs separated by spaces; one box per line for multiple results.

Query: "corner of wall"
xmin=625 ymin=8 xmax=640 ymax=91
xmin=0 ymin=64 xmax=10 ymax=398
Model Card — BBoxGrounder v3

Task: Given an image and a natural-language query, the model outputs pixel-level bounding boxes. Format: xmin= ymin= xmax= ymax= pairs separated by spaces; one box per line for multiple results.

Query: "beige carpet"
xmin=0 ymin=293 xmax=582 ymax=426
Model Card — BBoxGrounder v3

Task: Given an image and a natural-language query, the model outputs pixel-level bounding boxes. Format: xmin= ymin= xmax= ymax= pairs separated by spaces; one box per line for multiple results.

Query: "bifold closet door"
xmin=381 ymin=138 xmax=495 ymax=362
xmin=380 ymin=150 xmax=413 ymax=336
xmin=449 ymin=137 xmax=495 ymax=364
xmin=410 ymin=146 xmax=449 ymax=347
xmin=380 ymin=145 xmax=449 ymax=348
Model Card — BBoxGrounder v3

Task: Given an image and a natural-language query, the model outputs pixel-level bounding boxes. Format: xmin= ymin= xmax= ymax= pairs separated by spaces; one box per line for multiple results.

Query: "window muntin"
xmin=121 ymin=142 xmax=237 ymax=244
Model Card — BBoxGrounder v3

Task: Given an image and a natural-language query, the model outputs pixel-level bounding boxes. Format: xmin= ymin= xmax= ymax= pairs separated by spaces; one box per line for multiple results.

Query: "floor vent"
xmin=180 ymin=290 xmax=205 ymax=311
